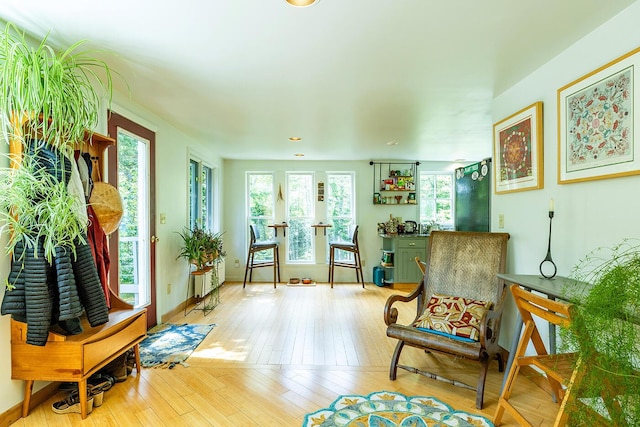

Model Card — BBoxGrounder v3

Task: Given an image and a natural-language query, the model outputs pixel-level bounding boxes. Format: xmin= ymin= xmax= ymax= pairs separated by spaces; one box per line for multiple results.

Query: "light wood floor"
xmin=10 ymin=282 xmax=559 ymax=426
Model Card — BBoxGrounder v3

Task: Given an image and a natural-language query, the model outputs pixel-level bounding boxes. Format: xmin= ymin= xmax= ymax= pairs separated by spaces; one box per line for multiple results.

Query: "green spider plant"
xmin=0 ymin=22 xmax=114 ymax=150
xmin=0 ymin=152 xmax=87 ymax=264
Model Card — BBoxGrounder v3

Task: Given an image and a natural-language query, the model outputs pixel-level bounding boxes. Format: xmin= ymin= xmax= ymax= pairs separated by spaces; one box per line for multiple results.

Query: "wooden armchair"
xmin=384 ymin=231 xmax=510 ymax=409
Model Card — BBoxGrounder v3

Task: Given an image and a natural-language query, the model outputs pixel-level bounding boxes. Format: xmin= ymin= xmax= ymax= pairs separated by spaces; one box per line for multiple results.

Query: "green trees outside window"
xmin=327 ymin=173 xmax=355 ymax=261
xmin=286 ymin=173 xmax=314 ymax=262
xmin=419 ymin=172 xmax=453 ymax=227
xmin=247 ymin=173 xmax=275 ymax=262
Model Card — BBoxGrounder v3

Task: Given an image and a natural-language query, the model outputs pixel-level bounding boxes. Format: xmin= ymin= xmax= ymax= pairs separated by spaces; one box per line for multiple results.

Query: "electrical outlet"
xmin=167 ymin=283 xmax=172 ymax=294
xmin=234 ymin=259 xmax=240 ymax=268
xmin=498 ymin=214 xmax=505 ymax=229
xmin=361 ymin=259 xmax=366 ymax=267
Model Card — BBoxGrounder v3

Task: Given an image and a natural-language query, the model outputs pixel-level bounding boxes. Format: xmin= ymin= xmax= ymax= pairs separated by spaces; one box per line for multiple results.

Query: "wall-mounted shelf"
xmin=370 ymin=161 xmax=419 ymax=205
xmin=311 ymin=223 xmax=332 ymax=236
xmin=268 ymin=223 xmax=288 ymax=237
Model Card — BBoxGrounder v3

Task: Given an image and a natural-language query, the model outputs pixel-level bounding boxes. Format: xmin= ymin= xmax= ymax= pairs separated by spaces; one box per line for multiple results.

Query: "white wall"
xmin=106 ymin=95 xmax=224 ymax=322
xmin=0 ymin=140 xmax=16 ymax=415
xmin=493 ymin=1 xmax=640 ymax=349
xmin=0 ymin=88 xmax=222 ymax=414
xmin=223 ymin=159 xmax=459 ymax=283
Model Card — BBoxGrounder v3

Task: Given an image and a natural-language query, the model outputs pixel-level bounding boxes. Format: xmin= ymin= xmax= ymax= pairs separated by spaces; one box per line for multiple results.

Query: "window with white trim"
xmin=189 ymin=158 xmax=215 ymax=231
xmin=326 ymin=172 xmax=355 ymax=261
xmin=247 ymin=172 xmax=276 ymax=261
xmin=418 ymin=172 xmax=453 ymax=227
xmin=286 ymin=172 xmax=314 ymax=263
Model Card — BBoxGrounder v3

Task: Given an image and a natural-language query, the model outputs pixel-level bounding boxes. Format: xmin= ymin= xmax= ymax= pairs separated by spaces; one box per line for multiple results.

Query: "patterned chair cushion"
xmin=413 ymin=294 xmax=493 ymax=341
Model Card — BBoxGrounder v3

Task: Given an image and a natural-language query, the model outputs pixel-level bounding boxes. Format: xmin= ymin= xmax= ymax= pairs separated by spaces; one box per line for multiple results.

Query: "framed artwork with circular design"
xmin=493 ymin=101 xmax=544 ymax=194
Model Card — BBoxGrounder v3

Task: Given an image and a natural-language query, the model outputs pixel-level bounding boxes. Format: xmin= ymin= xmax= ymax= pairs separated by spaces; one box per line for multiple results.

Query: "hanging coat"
xmin=0 ymin=140 xmax=109 ymax=346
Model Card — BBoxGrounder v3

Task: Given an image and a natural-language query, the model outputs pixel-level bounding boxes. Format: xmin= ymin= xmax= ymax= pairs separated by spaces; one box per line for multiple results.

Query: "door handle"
xmin=151 ymin=236 xmax=159 ymax=243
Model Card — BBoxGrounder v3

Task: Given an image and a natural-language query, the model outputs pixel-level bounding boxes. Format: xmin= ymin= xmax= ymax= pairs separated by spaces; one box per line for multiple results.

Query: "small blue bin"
xmin=373 ymin=266 xmax=385 ymax=287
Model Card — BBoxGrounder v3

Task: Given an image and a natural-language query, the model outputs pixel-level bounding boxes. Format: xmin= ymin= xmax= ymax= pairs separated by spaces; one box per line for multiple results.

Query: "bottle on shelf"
xmin=381 ymin=250 xmax=394 ymax=267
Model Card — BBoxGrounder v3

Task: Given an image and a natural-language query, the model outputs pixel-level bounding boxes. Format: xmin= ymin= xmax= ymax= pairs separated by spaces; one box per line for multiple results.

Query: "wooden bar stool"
xmin=328 ymin=225 xmax=364 ymax=288
xmin=243 ymin=225 xmax=280 ymax=288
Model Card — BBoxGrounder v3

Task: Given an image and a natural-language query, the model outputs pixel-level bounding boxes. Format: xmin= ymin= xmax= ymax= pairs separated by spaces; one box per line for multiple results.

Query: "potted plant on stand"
xmin=177 ymin=226 xmax=208 ymax=272
xmin=203 ymin=229 xmax=225 ymax=266
xmin=177 ymin=226 xmax=225 ymax=313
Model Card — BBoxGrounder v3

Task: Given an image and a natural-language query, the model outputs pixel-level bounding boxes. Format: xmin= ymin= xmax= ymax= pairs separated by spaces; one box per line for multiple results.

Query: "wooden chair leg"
xmin=243 ymin=250 xmax=253 ymax=288
xmin=389 ymin=340 xmax=405 ymax=380
xmin=275 ymin=246 xmax=280 ymax=283
xmin=329 ymin=247 xmax=335 ymax=288
xmin=272 ymin=247 xmax=277 ymax=288
xmin=355 ymin=251 xmax=364 ymax=287
xmin=496 ymin=350 xmax=505 ymax=372
xmin=494 ymin=349 xmax=525 ymax=425
xmin=249 ymin=252 xmax=255 ymax=282
xmin=554 ymin=357 xmax=587 ymax=427
xmin=493 ymin=401 xmax=506 ymax=426
xmin=327 ymin=247 xmax=331 ymax=283
xmin=475 ymin=357 xmax=489 ymax=409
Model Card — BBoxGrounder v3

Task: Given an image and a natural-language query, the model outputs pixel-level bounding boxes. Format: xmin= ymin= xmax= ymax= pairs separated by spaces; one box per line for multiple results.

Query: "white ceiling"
xmin=0 ymin=0 xmax=636 ymax=161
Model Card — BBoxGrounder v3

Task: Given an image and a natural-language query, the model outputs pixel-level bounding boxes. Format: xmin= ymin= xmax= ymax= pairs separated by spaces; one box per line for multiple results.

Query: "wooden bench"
xmin=10 ymin=294 xmax=147 ymax=419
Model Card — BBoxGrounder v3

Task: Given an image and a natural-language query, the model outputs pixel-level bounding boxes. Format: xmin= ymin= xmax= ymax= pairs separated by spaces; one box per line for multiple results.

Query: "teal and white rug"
xmin=139 ymin=323 xmax=216 ymax=369
xmin=302 ymin=391 xmax=494 ymax=427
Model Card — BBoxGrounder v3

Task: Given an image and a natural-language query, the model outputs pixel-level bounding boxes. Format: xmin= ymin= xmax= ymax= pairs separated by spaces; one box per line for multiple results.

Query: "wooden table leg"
xmin=22 ymin=380 xmax=34 ymax=418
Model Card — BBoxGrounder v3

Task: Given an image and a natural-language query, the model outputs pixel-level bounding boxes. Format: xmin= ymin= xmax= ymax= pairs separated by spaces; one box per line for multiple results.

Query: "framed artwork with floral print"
xmin=493 ymin=101 xmax=544 ymax=194
xmin=558 ymin=46 xmax=640 ymax=184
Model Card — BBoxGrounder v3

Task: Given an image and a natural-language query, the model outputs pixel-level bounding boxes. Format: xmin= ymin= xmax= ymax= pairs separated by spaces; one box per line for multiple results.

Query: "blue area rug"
xmin=302 ymin=391 xmax=494 ymax=427
xmin=139 ymin=323 xmax=216 ymax=368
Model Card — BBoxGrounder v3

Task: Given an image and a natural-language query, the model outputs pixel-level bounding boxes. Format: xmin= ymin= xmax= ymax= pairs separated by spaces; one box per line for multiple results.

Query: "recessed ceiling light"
xmin=289 ymin=137 xmax=302 ymax=141
xmin=386 ymin=141 xmax=399 ymax=146
xmin=294 ymin=153 xmax=305 ymax=157
xmin=285 ymin=0 xmax=321 ymax=7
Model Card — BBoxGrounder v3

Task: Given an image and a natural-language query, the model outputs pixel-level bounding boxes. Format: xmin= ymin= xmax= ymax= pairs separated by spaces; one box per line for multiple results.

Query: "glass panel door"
xmin=116 ymin=129 xmax=150 ymax=308
xmin=108 ymin=110 xmax=157 ymax=328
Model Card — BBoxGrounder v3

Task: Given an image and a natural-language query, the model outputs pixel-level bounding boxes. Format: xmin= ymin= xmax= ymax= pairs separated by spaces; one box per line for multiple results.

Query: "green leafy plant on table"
xmin=560 ymin=239 xmax=640 ymax=425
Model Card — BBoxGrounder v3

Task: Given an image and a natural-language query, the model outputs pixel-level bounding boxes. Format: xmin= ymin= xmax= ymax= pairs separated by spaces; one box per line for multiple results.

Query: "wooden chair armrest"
xmin=384 ymin=281 xmax=424 ymax=326
xmin=479 ymin=287 xmax=507 ymax=349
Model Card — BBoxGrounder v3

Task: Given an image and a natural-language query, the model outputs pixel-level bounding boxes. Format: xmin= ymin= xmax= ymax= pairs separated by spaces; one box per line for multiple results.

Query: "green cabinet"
xmin=380 ymin=235 xmax=428 ymax=284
